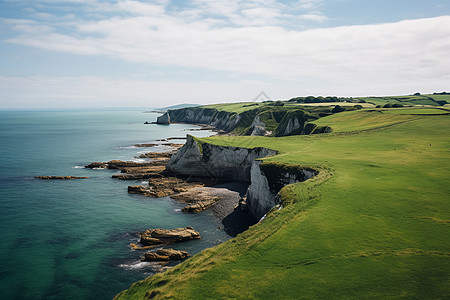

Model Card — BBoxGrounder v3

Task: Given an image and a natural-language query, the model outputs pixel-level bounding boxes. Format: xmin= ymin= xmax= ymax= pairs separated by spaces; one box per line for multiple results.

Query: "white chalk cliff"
xmin=166 ymin=135 xmax=318 ymax=219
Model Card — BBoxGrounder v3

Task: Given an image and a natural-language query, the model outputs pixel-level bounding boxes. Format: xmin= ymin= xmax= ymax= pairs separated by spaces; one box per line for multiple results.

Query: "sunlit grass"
xmin=116 ymin=110 xmax=450 ymax=299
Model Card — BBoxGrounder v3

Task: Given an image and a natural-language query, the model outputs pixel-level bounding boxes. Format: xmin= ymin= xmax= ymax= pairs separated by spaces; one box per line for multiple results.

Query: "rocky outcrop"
xmin=114 ymin=173 xmax=162 ymax=180
xmin=159 ymin=106 xmax=330 ymax=137
xmin=128 ymin=177 xmax=203 ymax=198
xmin=35 ymin=176 xmax=88 ymax=180
xmin=142 ymin=249 xmax=189 ymax=262
xmin=251 ymin=126 xmax=270 ymax=136
xmin=166 ymin=135 xmax=278 ymax=182
xmin=85 ymin=160 xmax=155 ymax=170
xmin=171 ymin=187 xmax=221 ymax=213
xmin=159 ymin=107 xmax=244 ymax=132
xmin=156 ymin=113 xmax=170 ymax=124
xmin=164 ymin=135 xmax=320 ymax=219
xmin=246 ymin=161 xmax=318 ymax=219
xmin=140 ymin=227 xmax=201 ymax=245
xmin=274 ymin=110 xmax=309 ymax=136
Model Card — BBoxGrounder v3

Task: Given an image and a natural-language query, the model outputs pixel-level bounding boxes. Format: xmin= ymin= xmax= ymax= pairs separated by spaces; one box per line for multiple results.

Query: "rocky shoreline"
xmin=84 ymin=138 xmax=256 ymax=267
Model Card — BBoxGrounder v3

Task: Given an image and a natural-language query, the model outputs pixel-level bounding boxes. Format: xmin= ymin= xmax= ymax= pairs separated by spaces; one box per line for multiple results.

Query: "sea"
xmin=0 ymin=109 xmax=231 ymax=299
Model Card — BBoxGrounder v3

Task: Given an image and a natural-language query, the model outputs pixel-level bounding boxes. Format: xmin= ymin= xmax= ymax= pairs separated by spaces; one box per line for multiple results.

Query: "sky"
xmin=0 ymin=0 xmax=449 ymax=108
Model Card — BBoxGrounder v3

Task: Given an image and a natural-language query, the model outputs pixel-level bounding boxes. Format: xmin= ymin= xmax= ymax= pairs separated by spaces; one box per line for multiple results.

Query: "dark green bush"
xmin=331 ymin=105 xmax=345 ymax=113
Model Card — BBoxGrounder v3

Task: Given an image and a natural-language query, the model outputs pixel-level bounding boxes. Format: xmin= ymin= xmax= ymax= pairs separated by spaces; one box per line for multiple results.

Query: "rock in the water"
xmin=171 ymin=187 xmax=221 ymax=213
xmin=113 ymin=173 xmax=163 ymax=180
xmin=134 ymin=143 xmax=158 ymax=147
xmin=85 ymin=160 xmax=154 ymax=169
xmin=156 ymin=113 xmax=170 ymax=125
xmin=128 ymin=177 xmax=203 ymax=198
xmin=136 ymin=152 xmax=173 ymax=159
xmin=35 ymin=176 xmax=88 ymax=180
xmin=141 ymin=249 xmax=189 ymax=261
xmin=140 ymin=227 xmax=200 ymax=245
xmin=84 ymin=162 xmax=106 ymax=169
xmin=181 ymin=200 xmax=217 ymax=213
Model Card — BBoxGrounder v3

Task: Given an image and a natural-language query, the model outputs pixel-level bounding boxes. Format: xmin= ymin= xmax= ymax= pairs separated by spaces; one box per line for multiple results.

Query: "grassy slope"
xmin=359 ymin=94 xmax=450 ymax=106
xmin=116 ymin=109 xmax=450 ymax=299
xmin=201 ymin=102 xmax=258 ymax=113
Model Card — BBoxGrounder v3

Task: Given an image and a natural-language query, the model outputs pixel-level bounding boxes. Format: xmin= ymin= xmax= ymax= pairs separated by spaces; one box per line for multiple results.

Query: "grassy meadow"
xmin=116 ymin=107 xmax=449 ymax=299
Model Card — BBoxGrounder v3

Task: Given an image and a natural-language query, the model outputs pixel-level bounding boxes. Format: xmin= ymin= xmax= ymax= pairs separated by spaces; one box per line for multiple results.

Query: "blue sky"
xmin=1 ymin=0 xmax=449 ymax=108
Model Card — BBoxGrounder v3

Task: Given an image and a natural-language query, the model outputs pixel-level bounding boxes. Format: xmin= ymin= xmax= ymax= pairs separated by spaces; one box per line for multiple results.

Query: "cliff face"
xmin=156 ymin=113 xmax=170 ymax=124
xmin=158 ymin=106 xmax=330 ymax=136
xmin=247 ymin=162 xmax=318 ymax=219
xmin=166 ymin=135 xmax=278 ymax=182
xmin=163 ymin=108 xmax=239 ymax=131
xmin=166 ymin=136 xmax=318 ymax=219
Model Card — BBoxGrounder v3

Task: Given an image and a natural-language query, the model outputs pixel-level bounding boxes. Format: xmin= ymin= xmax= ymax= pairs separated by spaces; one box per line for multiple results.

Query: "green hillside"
xmin=358 ymin=94 xmax=450 ymax=107
xmin=117 ymin=107 xmax=450 ymax=299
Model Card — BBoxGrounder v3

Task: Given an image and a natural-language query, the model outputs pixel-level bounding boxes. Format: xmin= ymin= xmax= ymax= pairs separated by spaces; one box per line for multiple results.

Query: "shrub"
xmin=268 ymin=101 xmax=285 ymax=106
xmin=331 ymin=105 xmax=345 ymax=113
xmin=383 ymin=103 xmax=393 ymax=108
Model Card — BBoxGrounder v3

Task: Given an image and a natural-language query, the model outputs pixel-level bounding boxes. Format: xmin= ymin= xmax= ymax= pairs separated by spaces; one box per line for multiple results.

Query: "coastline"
xmin=84 ymin=122 xmax=252 ymax=276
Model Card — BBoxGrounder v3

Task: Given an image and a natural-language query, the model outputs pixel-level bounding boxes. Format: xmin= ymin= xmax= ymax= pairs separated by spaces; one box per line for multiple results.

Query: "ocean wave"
xmin=72 ymin=166 xmax=85 ymax=169
xmin=130 ymin=158 xmax=146 ymax=163
xmin=118 ymin=261 xmax=151 ymax=270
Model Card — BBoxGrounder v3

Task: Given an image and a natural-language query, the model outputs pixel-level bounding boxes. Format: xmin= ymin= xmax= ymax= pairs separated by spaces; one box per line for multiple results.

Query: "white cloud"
xmin=1 ymin=1 xmax=450 ymax=107
xmin=298 ymin=1 xmax=320 ymax=10
xmin=299 ymin=12 xmax=328 ymax=22
xmin=5 ymin=13 xmax=450 ymax=80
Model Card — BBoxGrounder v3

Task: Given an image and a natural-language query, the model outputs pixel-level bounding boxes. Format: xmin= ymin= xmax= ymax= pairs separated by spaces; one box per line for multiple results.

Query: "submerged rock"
xmin=134 ymin=143 xmax=158 ymax=147
xmin=35 ymin=176 xmax=88 ymax=180
xmin=85 ymin=160 xmax=155 ymax=169
xmin=140 ymin=227 xmax=200 ymax=245
xmin=113 ymin=173 xmax=163 ymax=180
xmin=141 ymin=249 xmax=189 ymax=262
xmin=84 ymin=162 xmax=106 ymax=169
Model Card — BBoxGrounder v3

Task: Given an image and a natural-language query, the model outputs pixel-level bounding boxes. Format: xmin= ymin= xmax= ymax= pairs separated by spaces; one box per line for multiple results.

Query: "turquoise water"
xmin=0 ymin=109 xmax=230 ymax=299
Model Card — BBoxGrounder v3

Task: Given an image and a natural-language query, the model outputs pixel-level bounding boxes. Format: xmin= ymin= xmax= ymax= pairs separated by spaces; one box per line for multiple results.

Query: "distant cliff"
xmin=157 ymin=106 xmax=332 ymax=136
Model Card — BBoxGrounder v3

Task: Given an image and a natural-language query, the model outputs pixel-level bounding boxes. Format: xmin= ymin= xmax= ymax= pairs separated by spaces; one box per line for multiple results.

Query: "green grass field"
xmin=116 ymin=108 xmax=450 ymax=299
xmin=359 ymin=94 xmax=450 ymax=107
